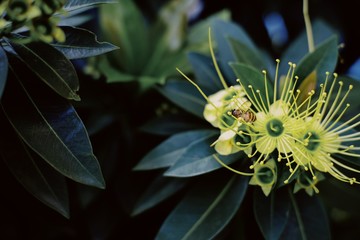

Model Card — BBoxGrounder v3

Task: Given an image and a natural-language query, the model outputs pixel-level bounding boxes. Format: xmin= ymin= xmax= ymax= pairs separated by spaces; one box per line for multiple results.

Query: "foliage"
xmin=87 ymin=0 xmax=230 ymax=92
xmin=134 ymin=15 xmax=360 ymax=239
xmin=0 ymin=0 xmax=117 ymax=217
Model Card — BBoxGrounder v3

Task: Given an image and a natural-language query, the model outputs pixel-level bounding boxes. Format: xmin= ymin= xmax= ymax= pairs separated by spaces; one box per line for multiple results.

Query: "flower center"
xmin=219 ymin=110 xmax=236 ymax=129
xmin=256 ymin=166 xmax=275 ymax=185
xmin=266 ymin=118 xmax=284 ymax=137
xmin=305 ymin=131 xmax=320 ymax=151
xmin=234 ymin=131 xmax=251 ymax=145
xmin=298 ymin=171 xmax=313 ymax=187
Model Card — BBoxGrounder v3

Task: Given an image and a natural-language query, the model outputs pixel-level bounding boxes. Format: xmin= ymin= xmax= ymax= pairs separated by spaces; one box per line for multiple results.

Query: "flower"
xmin=236 ymin=61 xmax=307 ymax=170
xmin=293 ymin=170 xmax=325 ymax=196
xmin=290 ymin=73 xmax=360 ymax=185
xmin=249 ymin=158 xmax=277 ymax=196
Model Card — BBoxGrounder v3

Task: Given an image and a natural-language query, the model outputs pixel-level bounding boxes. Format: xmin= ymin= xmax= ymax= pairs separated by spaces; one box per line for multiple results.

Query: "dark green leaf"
xmin=227 ymin=37 xmax=267 ymax=70
xmin=230 ymin=62 xmax=274 ymax=110
xmin=280 ymin=188 xmax=330 ymax=240
xmin=295 ymin=36 xmax=338 ymax=84
xmin=140 ymin=113 xmax=205 ymax=136
xmin=63 ymin=0 xmax=117 ymax=12
xmin=187 ymin=52 xmax=223 ymax=93
xmin=0 ymin=46 xmax=8 ymax=98
xmin=52 ymin=26 xmax=118 ymax=59
xmin=10 ymin=41 xmax=80 ymax=101
xmin=1 ymin=60 xmax=105 ymax=188
xmin=134 ymin=130 xmax=217 ymax=170
xmin=254 ymin=187 xmax=290 ymax=240
xmin=212 ymin=19 xmax=257 ymax=81
xmin=280 ymin=19 xmax=337 ymax=74
xmin=132 ymin=175 xmax=188 ymax=216
xmin=318 ymin=178 xmax=360 ymax=214
xmin=156 ymin=175 xmax=248 ymax=240
xmin=0 ymin=111 xmax=69 ymax=217
xmin=99 ymin=0 xmax=149 ymax=73
xmin=157 ymin=79 xmax=206 ymax=119
xmin=164 ymin=134 xmax=243 ymax=177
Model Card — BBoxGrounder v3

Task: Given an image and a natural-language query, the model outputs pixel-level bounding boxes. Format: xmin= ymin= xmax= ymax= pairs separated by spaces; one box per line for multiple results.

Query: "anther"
xmin=333 ymin=73 xmax=338 ymax=78
xmin=262 ymin=70 xmax=266 ymax=74
xmin=349 ymin=85 xmax=353 ymax=90
xmin=276 ymin=59 xmax=280 ymax=63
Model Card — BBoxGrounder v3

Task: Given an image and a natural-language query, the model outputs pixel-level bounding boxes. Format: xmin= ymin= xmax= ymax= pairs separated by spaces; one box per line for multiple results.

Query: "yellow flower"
xmin=293 ymin=171 xmax=325 ymax=196
xmin=290 ymin=73 xmax=360 ymax=185
xmin=236 ymin=61 xmax=307 ymax=169
xmin=249 ymin=158 xmax=277 ymax=196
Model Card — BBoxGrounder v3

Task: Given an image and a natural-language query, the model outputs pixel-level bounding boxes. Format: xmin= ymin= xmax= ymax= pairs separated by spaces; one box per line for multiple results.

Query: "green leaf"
xmin=164 ymin=134 xmax=243 ymax=177
xmin=230 ymin=62 xmax=274 ymax=110
xmin=0 ymin=111 xmax=69 ymax=217
xmin=280 ymin=19 xmax=337 ymax=74
xmin=211 ymin=19 xmax=257 ymax=81
xmin=132 ymin=175 xmax=188 ymax=216
xmin=1 ymin=60 xmax=105 ymax=188
xmin=140 ymin=113 xmax=205 ymax=136
xmin=156 ymin=175 xmax=248 ymax=240
xmin=0 ymin=46 xmax=8 ymax=98
xmin=98 ymin=57 xmax=134 ymax=83
xmin=187 ymin=9 xmax=231 ymax=52
xmin=318 ymin=178 xmax=360 ymax=214
xmin=52 ymin=26 xmax=118 ymax=59
xmin=187 ymin=52 xmax=223 ymax=93
xmin=9 ymin=40 xmax=80 ymax=101
xmin=99 ymin=0 xmax=149 ymax=73
xmin=227 ymin=37 xmax=268 ymax=71
xmin=253 ymin=187 xmax=290 ymax=240
xmin=63 ymin=0 xmax=117 ymax=12
xmin=157 ymin=79 xmax=206 ymax=119
xmin=134 ymin=130 xmax=217 ymax=170
xmin=280 ymin=189 xmax=331 ymax=240
xmin=295 ymin=36 xmax=338 ymax=85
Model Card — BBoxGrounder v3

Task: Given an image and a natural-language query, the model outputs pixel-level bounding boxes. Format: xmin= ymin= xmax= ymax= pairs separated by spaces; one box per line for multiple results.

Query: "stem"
xmin=303 ymin=0 xmax=315 ymax=52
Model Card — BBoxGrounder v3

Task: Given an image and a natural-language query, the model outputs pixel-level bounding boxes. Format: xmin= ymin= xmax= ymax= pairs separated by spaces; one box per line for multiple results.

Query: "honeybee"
xmin=231 ymin=109 xmax=256 ymax=123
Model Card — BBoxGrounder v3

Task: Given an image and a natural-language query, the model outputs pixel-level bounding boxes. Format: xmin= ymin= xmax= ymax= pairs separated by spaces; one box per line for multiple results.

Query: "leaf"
xmin=187 ymin=52 xmax=223 ymax=93
xmin=280 ymin=188 xmax=331 ymax=240
xmin=230 ymin=62 xmax=274 ymax=110
xmin=227 ymin=37 xmax=267 ymax=70
xmin=1 ymin=59 xmax=105 ymax=188
xmin=297 ymin=71 xmax=317 ymax=106
xmin=280 ymin=19 xmax=337 ymax=75
xmin=131 ymin=175 xmax=188 ymax=216
xmin=9 ymin=40 xmax=80 ymax=101
xmin=52 ymin=26 xmax=119 ymax=59
xmin=99 ymin=0 xmax=149 ymax=73
xmin=140 ymin=113 xmax=205 ymax=136
xmin=0 ymin=111 xmax=69 ymax=218
xmin=156 ymin=175 xmax=248 ymax=240
xmin=295 ymin=36 xmax=338 ymax=85
xmin=164 ymin=134 xmax=243 ymax=177
xmin=157 ymin=79 xmax=206 ymax=119
xmin=134 ymin=130 xmax=217 ymax=170
xmin=63 ymin=0 xmax=117 ymax=12
xmin=253 ymin=187 xmax=290 ymax=240
xmin=211 ymin=19 xmax=258 ymax=81
xmin=0 ymin=46 xmax=8 ymax=98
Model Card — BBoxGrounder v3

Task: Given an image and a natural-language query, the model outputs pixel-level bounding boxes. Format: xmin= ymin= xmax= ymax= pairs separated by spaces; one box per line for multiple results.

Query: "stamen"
xmin=262 ymin=70 xmax=271 ymax=110
xmin=208 ymin=28 xmax=228 ymax=89
xmin=213 ymin=154 xmax=253 ymax=176
xmin=274 ymin=59 xmax=280 ymax=103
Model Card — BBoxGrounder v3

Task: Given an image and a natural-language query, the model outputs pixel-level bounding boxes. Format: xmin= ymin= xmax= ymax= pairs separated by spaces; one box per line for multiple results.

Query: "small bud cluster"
xmin=0 ymin=0 xmax=66 ymax=42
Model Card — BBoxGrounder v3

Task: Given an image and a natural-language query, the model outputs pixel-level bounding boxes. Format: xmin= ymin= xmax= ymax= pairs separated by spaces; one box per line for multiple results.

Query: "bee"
xmin=231 ymin=109 xmax=256 ymax=123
